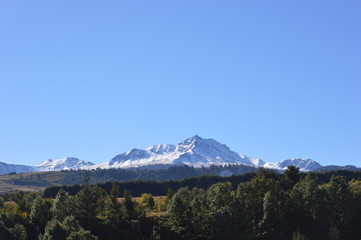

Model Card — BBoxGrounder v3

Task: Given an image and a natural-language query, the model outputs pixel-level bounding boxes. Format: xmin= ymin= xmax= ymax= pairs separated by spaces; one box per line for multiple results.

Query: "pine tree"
xmin=51 ymin=189 xmax=74 ymax=221
xmin=39 ymin=219 xmax=67 ymax=240
xmin=284 ymin=165 xmax=301 ymax=188
xmin=258 ymin=186 xmax=288 ymax=240
xmin=165 ymin=188 xmax=174 ymax=205
xmin=122 ymin=190 xmax=136 ymax=219
xmin=326 ymin=175 xmax=356 ymax=240
xmin=104 ymin=183 xmax=124 ymax=227
xmin=166 ymin=194 xmax=187 ymax=234
xmin=30 ymin=197 xmax=52 ymax=232
xmin=74 ymin=185 xmax=104 ymax=228
xmin=290 ymin=173 xmax=325 ymax=239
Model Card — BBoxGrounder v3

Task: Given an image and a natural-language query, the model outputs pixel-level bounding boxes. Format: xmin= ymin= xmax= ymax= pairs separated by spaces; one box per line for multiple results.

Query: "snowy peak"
xmin=37 ymin=157 xmax=95 ymax=171
xmin=0 ymin=136 xmax=327 ymax=174
xmin=102 ymin=135 xmax=255 ymax=169
xmin=110 ymin=149 xmax=151 ymax=165
xmin=249 ymin=158 xmax=266 ymax=166
xmin=264 ymin=158 xmax=321 ymax=171
xmin=177 ymin=135 xmax=253 ymax=166
xmin=146 ymin=144 xmax=176 ymax=154
xmin=178 ymin=135 xmax=222 ymax=151
xmin=178 ymin=135 xmax=203 ymax=146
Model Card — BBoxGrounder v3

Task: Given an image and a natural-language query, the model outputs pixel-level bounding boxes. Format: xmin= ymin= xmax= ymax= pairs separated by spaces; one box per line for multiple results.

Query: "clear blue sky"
xmin=1 ymin=1 xmax=360 ymax=167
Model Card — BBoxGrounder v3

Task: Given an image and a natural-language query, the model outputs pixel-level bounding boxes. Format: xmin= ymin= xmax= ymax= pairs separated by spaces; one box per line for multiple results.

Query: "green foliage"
xmin=30 ymin=197 xmax=52 ymax=232
xmin=292 ymin=231 xmax=309 ymax=240
xmin=122 ymin=190 xmax=144 ymax=219
xmin=166 ymin=194 xmax=187 ymax=234
xmin=73 ymin=185 xmax=105 ymax=228
xmin=40 ymin=216 xmax=97 ymax=240
xmin=3 ymin=169 xmax=361 ymax=240
xmin=284 ymin=165 xmax=301 ymax=188
xmin=236 ymin=171 xmax=281 ymax=238
xmin=51 ymin=189 xmax=74 ymax=221
xmin=258 ymin=184 xmax=287 ymax=240
xmin=40 ymin=219 xmax=68 ymax=240
xmin=9 ymin=224 xmax=28 ymax=240
xmin=66 ymin=229 xmax=99 ymax=240
xmin=325 ymin=175 xmax=357 ymax=240
xmin=43 ymin=169 xmax=257 ymax=198
xmin=155 ymin=198 xmax=167 ymax=212
xmin=8 ymin=191 xmax=38 ymax=213
xmin=165 ymin=188 xmax=174 ymax=205
xmin=103 ymin=183 xmax=125 ymax=228
xmin=1 ymin=202 xmax=23 ymax=225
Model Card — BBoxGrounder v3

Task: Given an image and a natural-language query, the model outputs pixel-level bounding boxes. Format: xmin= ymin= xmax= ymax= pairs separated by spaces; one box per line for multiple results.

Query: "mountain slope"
xmin=94 ymin=135 xmax=255 ymax=169
xmin=0 ymin=162 xmax=36 ymax=175
xmin=264 ymin=158 xmax=321 ymax=171
xmin=37 ymin=157 xmax=95 ymax=171
xmin=0 ymin=136 xmax=330 ymax=174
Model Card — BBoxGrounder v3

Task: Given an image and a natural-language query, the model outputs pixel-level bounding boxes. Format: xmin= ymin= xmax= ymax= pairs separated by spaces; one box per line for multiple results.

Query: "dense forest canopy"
xmin=1 ymin=167 xmax=361 ymax=240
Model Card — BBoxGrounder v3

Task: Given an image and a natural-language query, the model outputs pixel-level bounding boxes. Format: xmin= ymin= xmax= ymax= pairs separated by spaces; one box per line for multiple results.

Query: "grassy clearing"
xmin=0 ymin=171 xmax=65 ymax=193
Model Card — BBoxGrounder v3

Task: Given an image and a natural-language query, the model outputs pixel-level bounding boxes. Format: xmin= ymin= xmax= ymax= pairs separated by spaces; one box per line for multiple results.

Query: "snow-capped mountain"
xmin=263 ymin=158 xmax=321 ymax=171
xmin=0 ymin=162 xmax=36 ymax=175
xmin=0 ymin=136 xmax=328 ymax=175
xmin=95 ymin=135 xmax=255 ymax=169
xmin=37 ymin=157 xmax=95 ymax=171
xmin=249 ymin=157 xmax=266 ymax=166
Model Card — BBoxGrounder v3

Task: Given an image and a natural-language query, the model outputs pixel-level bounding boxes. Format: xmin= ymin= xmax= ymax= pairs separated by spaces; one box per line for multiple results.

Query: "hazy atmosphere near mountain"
xmin=0 ymin=1 xmax=360 ymax=168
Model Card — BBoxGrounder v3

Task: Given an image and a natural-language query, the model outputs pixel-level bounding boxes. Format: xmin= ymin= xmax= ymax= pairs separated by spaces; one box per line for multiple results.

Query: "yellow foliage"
xmin=155 ymin=198 xmax=167 ymax=212
xmin=21 ymin=211 xmax=29 ymax=219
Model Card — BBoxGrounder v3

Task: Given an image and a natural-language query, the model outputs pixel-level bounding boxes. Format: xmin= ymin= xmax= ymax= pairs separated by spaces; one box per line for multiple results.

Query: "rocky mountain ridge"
xmin=0 ymin=135 xmax=343 ymax=174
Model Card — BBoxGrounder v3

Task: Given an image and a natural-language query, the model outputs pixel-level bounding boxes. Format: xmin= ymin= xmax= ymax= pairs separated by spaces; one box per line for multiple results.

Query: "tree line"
xmin=7 ymin=164 xmax=258 ymax=187
xmin=42 ymin=168 xmax=361 ymax=198
xmin=1 ymin=167 xmax=361 ymax=239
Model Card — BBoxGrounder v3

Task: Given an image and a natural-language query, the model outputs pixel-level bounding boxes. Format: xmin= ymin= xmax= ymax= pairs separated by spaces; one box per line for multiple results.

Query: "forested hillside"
xmin=1 ymin=167 xmax=361 ymax=239
xmin=1 ymin=165 xmax=258 ymax=192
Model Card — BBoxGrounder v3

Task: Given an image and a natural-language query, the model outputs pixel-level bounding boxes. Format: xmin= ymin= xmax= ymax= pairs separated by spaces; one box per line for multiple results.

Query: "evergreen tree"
xmin=62 ymin=216 xmax=82 ymax=233
xmin=40 ymin=219 xmax=68 ymax=240
xmin=74 ymin=185 xmax=104 ymax=229
xmin=196 ymin=182 xmax=246 ymax=240
xmin=30 ymin=197 xmax=52 ymax=233
xmin=326 ymin=175 xmax=356 ymax=240
xmin=236 ymin=172 xmax=280 ymax=239
xmin=122 ymin=190 xmax=142 ymax=219
xmin=284 ymin=165 xmax=301 ymax=188
xmin=258 ymin=185 xmax=288 ymax=240
xmin=9 ymin=224 xmax=28 ymax=240
xmin=166 ymin=194 xmax=187 ymax=234
xmin=290 ymin=173 xmax=326 ymax=239
xmin=66 ymin=229 xmax=99 ymax=240
xmin=104 ymin=183 xmax=125 ymax=227
xmin=51 ymin=189 xmax=74 ymax=221
xmin=165 ymin=188 xmax=174 ymax=205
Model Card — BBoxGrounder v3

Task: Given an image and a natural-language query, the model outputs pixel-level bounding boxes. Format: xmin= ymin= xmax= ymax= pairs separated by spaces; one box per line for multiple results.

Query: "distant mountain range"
xmin=0 ymin=135 xmax=358 ymax=175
